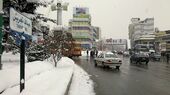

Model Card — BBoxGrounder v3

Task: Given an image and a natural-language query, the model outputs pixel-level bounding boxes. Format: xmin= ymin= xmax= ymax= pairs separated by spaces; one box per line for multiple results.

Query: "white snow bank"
xmin=0 ymin=61 xmax=54 ymax=93
xmin=1 ymin=57 xmax=75 ymax=95
xmin=68 ymin=65 xmax=95 ymax=95
xmin=1 ymin=52 xmax=27 ymax=69
xmin=1 ymin=55 xmax=95 ymax=95
xmin=2 ymin=52 xmax=20 ymax=62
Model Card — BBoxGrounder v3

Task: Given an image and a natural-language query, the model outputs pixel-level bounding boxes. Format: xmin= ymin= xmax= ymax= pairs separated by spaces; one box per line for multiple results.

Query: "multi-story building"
xmin=92 ymin=26 xmax=101 ymax=40
xmin=69 ymin=7 xmax=98 ymax=49
xmin=129 ymin=18 xmax=155 ymax=48
xmin=97 ymin=38 xmax=128 ymax=51
xmin=155 ymin=30 xmax=170 ymax=54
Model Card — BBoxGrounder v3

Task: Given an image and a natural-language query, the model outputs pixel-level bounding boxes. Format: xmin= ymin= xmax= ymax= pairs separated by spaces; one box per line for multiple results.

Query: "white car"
xmin=94 ymin=52 xmax=122 ymax=69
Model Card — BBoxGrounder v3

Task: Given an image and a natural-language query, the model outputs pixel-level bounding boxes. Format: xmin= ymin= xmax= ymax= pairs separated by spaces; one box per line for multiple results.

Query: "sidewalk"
xmin=0 ymin=52 xmax=95 ymax=95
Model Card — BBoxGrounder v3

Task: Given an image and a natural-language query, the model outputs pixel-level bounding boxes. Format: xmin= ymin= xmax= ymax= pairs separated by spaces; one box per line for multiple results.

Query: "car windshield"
xmin=105 ymin=54 xmax=118 ymax=58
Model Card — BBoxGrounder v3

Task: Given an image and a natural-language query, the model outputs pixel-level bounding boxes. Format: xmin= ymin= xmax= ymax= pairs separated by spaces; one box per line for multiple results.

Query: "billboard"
xmin=73 ymin=7 xmax=89 ymax=15
xmin=10 ymin=8 xmax=32 ymax=35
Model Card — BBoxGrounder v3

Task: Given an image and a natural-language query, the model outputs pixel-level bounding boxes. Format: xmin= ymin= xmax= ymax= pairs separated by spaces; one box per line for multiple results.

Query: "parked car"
xmin=112 ymin=50 xmax=117 ymax=54
xmin=117 ymin=51 xmax=123 ymax=55
xmin=150 ymin=52 xmax=161 ymax=61
xmin=94 ymin=52 xmax=122 ymax=69
xmin=123 ymin=51 xmax=130 ymax=57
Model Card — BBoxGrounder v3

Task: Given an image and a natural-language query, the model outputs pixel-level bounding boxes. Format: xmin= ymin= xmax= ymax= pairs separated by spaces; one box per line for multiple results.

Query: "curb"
xmin=64 ymin=73 xmax=74 ymax=95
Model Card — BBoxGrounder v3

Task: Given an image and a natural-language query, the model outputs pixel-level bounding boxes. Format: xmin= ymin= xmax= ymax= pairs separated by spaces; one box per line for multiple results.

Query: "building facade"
xmin=97 ymin=38 xmax=128 ymax=51
xmin=69 ymin=7 xmax=97 ymax=49
xmin=155 ymin=30 xmax=170 ymax=54
xmin=129 ymin=18 xmax=155 ymax=48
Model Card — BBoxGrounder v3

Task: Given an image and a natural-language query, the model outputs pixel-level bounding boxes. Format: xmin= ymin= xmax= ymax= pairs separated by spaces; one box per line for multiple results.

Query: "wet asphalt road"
xmin=72 ymin=56 xmax=170 ymax=95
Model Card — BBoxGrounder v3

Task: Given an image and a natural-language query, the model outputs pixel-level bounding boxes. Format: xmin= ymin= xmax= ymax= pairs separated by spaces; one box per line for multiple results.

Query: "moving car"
xmin=130 ymin=52 xmax=149 ymax=64
xmin=130 ymin=44 xmax=150 ymax=64
xmin=94 ymin=52 xmax=122 ymax=69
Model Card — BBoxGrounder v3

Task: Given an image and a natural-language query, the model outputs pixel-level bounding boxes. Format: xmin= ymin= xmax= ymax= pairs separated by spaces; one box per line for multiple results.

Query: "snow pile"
xmin=68 ymin=65 xmax=95 ymax=95
xmin=1 ymin=52 xmax=23 ymax=69
xmin=2 ymin=52 xmax=20 ymax=62
xmin=0 ymin=61 xmax=54 ymax=94
xmin=0 ymin=57 xmax=74 ymax=95
xmin=0 ymin=53 xmax=95 ymax=95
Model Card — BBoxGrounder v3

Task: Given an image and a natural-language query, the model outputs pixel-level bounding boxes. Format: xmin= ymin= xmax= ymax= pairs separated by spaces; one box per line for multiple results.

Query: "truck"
xmin=130 ymin=44 xmax=150 ymax=64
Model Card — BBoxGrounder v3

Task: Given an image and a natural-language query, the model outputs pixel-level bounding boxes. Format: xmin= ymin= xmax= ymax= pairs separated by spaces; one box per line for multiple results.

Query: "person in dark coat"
xmin=95 ymin=49 xmax=98 ymax=57
xmin=90 ymin=50 xmax=94 ymax=58
xmin=166 ymin=53 xmax=169 ymax=63
xmin=86 ymin=49 xmax=89 ymax=56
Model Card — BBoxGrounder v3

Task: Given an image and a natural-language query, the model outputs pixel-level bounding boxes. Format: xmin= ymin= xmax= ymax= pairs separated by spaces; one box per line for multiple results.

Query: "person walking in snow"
xmin=86 ymin=49 xmax=89 ymax=56
xmin=166 ymin=53 xmax=169 ymax=63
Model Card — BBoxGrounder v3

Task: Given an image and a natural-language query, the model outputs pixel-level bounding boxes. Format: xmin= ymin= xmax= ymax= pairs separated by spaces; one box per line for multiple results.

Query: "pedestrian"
xmin=167 ymin=53 xmax=169 ymax=63
xmin=90 ymin=50 xmax=94 ymax=58
xmin=95 ymin=49 xmax=98 ymax=57
xmin=86 ymin=49 xmax=89 ymax=56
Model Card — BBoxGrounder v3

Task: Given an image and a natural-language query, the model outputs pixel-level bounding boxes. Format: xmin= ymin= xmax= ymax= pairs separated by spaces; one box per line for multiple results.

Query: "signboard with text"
xmin=10 ymin=8 xmax=32 ymax=35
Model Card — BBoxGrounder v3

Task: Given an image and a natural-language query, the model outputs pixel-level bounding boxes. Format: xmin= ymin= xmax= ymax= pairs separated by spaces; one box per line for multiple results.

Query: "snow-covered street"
xmin=0 ymin=52 xmax=95 ymax=95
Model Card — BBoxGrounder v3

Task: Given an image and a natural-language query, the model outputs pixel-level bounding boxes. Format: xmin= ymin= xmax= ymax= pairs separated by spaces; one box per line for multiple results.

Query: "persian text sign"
xmin=10 ymin=8 xmax=32 ymax=35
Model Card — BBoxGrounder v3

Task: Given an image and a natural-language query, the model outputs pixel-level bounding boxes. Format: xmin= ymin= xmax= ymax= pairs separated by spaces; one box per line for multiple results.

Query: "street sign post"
xmin=20 ymin=37 xmax=25 ymax=92
xmin=0 ymin=0 xmax=3 ymax=70
xmin=0 ymin=15 xmax=3 ymax=70
xmin=10 ymin=7 xmax=32 ymax=92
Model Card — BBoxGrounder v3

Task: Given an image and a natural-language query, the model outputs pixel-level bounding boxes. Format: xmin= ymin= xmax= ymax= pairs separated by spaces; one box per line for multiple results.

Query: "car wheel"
xmin=102 ymin=62 xmax=105 ymax=68
xmin=130 ymin=58 xmax=133 ymax=63
xmin=146 ymin=61 xmax=149 ymax=65
xmin=116 ymin=66 xmax=120 ymax=70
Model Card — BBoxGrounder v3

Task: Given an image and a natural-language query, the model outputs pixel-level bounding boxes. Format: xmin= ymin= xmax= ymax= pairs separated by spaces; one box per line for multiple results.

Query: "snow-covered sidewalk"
xmin=0 ymin=53 xmax=95 ymax=95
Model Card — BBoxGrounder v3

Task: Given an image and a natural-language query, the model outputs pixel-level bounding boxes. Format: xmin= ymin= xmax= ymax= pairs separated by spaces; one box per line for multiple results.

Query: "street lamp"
xmin=51 ymin=1 xmax=69 ymax=25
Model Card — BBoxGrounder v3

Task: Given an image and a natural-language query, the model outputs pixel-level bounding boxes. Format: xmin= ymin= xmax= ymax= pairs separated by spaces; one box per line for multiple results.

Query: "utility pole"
xmin=0 ymin=0 xmax=3 ymax=70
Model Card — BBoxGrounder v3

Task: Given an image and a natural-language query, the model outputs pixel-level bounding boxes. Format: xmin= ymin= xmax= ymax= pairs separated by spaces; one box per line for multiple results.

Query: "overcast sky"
xmin=37 ymin=0 xmax=170 ymax=39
